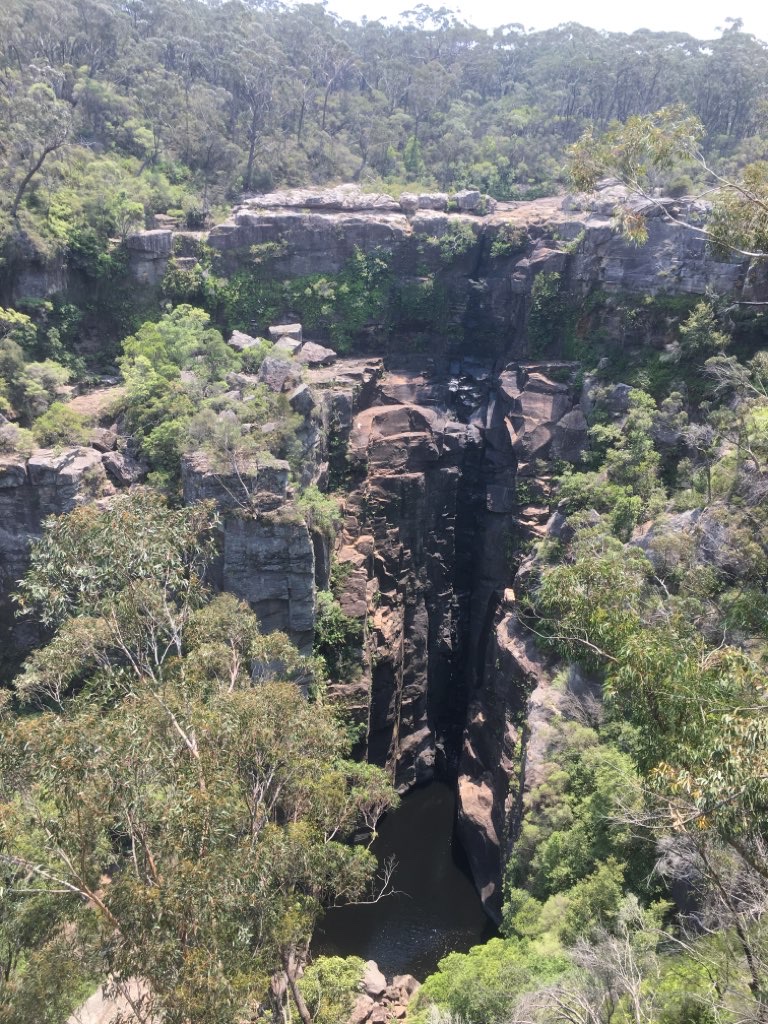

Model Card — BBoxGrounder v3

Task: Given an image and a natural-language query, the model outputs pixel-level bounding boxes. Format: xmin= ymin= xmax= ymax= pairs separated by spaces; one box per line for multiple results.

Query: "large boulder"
xmin=453 ymin=189 xmax=497 ymax=214
xmin=287 ymin=383 xmax=316 ymax=415
xmin=268 ymin=323 xmax=302 ymax=342
xmin=272 ymin=335 xmax=302 ymax=356
xmin=102 ymin=448 xmax=148 ymax=486
xmin=553 ymin=408 xmax=588 ymax=462
xmin=361 ymin=961 xmax=387 ymax=998
xmin=296 ymin=342 xmax=336 ymax=367
xmin=257 ymin=356 xmax=302 ymax=392
xmin=228 ymin=330 xmax=264 ymax=352
xmin=454 ymin=189 xmax=482 ymax=211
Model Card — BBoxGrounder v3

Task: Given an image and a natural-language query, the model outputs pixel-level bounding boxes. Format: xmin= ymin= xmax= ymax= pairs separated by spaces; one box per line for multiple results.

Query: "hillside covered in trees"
xmin=2 ymin=0 xmax=767 ymax=262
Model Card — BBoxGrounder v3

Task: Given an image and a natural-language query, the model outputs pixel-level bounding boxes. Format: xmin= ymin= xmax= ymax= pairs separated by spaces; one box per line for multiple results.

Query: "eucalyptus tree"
xmin=1 ymin=494 xmax=396 ymax=1024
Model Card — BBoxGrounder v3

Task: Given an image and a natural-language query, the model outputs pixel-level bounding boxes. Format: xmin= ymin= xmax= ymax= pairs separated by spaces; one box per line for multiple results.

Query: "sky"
xmin=320 ymin=0 xmax=768 ymax=43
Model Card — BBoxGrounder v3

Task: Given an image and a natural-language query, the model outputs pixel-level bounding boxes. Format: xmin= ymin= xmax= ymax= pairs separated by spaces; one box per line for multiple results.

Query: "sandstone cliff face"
xmin=9 ymin=180 xmax=756 ymax=325
xmin=457 ymin=598 xmax=559 ymax=920
xmin=118 ymin=183 xmax=756 ymax=359
xmin=333 ymin=376 xmax=476 ymax=789
xmin=3 ymin=182 xmax=760 ymax=921
xmin=0 ymin=448 xmax=111 ymax=671
xmin=322 ymin=359 xmax=585 ymax=818
xmin=181 ymin=453 xmax=316 ymax=650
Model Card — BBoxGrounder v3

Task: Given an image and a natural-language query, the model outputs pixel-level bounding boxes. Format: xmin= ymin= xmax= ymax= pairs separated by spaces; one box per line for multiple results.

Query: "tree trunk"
xmin=245 ymin=107 xmax=259 ymax=192
xmin=10 ymin=145 xmax=57 ymax=219
xmin=283 ymin=948 xmax=312 ymax=1024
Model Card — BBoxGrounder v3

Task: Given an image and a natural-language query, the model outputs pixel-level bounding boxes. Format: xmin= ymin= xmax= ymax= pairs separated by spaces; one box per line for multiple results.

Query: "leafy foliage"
xmin=1 ymin=496 xmax=396 ymax=1024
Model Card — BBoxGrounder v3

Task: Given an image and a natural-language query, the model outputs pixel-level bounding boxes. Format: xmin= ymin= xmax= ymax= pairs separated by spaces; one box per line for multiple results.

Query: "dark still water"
xmin=313 ymin=781 xmax=496 ymax=979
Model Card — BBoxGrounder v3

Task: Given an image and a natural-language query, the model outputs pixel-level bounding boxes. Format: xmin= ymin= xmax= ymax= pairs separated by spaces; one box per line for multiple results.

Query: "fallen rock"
xmin=418 ymin=192 xmax=449 ymax=211
xmin=257 ymin=356 xmax=302 ymax=393
xmin=361 ymin=960 xmax=387 ymax=998
xmin=102 ymin=449 xmax=148 ymax=486
xmin=296 ymin=341 xmax=336 ymax=367
xmin=268 ymin=323 xmax=302 ymax=342
xmin=288 ymin=383 xmax=316 ymax=415
xmin=89 ymin=427 xmax=118 ymax=453
xmin=349 ymin=994 xmax=376 ymax=1024
xmin=456 ymin=773 xmax=500 ymax=909
xmin=273 ymin=335 xmax=302 ymax=356
xmin=391 ymin=974 xmax=420 ymax=998
xmin=605 ymin=382 xmax=632 ymax=415
xmin=243 ymin=184 xmax=400 ymax=212
xmin=228 ymin=330 xmax=264 ymax=352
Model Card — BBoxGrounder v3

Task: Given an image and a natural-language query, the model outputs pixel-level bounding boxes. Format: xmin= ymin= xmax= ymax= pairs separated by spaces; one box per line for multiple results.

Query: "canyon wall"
xmin=4 ymin=182 xmax=765 ymax=914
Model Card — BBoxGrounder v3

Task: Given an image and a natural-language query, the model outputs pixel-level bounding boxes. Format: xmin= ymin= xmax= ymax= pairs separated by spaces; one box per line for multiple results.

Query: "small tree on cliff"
xmin=1 ymin=494 xmax=396 ymax=1024
xmin=569 ymin=105 xmax=768 ymax=260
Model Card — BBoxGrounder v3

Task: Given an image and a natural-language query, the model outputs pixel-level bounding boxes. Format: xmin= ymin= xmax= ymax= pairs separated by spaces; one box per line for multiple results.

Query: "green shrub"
xmin=427 ymin=221 xmax=477 ymax=263
xmin=527 ymin=272 xmax=577 ymax=357
xmin=314 ymin=591 xmax=364 ymax=681
xmin=298 ymin=486 xmax=342 ymax=539
xmin=412 ymin=937 xmax=570 ymax=1024
xmin=489 ymin=224 xmax=528 ymax=259
xmin=0 ymin=422 xmax=35 ymax=456
xmin=31 ymin=403 xmax=90 ymax=448
xmin=298 ymin=956 xmax=365 ymax=1024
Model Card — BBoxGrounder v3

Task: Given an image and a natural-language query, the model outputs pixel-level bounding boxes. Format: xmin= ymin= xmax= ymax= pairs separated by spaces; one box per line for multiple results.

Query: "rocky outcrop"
xmin=176 ymin=356 xmax=385 ymax=650
xmin=166 ymin=183 xmax=753 ymax=355
xmin=125 ymin=229 xmax=173 ymax=285
xmin=0 ymin=448 xmax=113 ymax=672
xmin=181 ymin=452 xmax=316 ymax=649
xmin=348 ymin=962 xmax=420 ymax=1024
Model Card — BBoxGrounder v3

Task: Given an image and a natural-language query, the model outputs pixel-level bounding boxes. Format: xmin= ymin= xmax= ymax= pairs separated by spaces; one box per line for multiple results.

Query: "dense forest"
xmin=2 ymin=3 xmax=768 ymax=1024
xmin=2 ymin=0 xmax=767 ymax=253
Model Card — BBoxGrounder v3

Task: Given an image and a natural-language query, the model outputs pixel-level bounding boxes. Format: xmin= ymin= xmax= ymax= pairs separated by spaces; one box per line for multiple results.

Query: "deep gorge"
xmin=2 ymin=181 xmax=767 ymax=997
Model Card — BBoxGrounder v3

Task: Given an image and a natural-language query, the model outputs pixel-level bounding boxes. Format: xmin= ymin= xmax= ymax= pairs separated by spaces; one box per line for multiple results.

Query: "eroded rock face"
xmin=458 ymin=600 xmax=559 ymax=920
xmin=336 ymin=390 xmax=475 ymax=789
xmin=125 ymin=229 xmax=173 ymax=285
xmin=197 ymin=183 xmax=752 ymax=352
xmin=0 ymin=448 xmax=112 ymax=671
xmin=324 ymin=359 xmax=582 ymax=809
xmin=178 ymin=360 xmax=386 ymax=651
xmin=181 ymin=452 xmax=316 ymax=650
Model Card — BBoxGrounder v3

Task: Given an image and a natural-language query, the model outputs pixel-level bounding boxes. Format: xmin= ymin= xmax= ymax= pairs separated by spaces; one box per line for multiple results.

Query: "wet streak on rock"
xmin=328 ymin=356 xmax=588 ymax=917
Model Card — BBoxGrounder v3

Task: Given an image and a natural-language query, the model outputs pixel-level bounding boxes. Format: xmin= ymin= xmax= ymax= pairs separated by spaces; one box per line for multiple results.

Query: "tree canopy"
xmin=1 ymin=493 xmax=396 ymax=1024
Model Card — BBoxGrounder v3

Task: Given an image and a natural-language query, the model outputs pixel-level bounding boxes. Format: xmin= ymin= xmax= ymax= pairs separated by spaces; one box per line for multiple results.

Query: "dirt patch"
xmin=69 ymin=386 xmax=125 ymax=421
